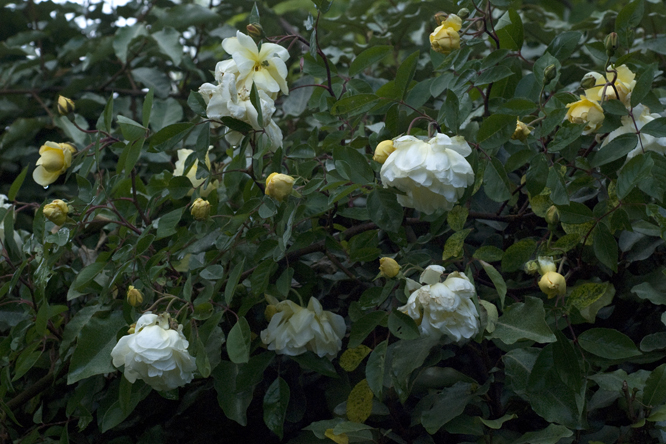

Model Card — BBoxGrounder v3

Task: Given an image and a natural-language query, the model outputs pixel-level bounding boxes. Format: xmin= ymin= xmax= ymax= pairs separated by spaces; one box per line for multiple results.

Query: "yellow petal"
xmin=37 ymin=148 xmax=65 ymax=172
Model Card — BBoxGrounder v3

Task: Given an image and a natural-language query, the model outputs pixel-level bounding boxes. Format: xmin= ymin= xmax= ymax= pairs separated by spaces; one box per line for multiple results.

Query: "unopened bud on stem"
xmin=457 ymin=8 xmax=470 ymax=19
xmin=543 ymin=64 xmax=557 ymax=84
xmin=57 ymin=96 xmax=75 ymax=115
xmin=604 ymin=32 xmax=618 ymax=57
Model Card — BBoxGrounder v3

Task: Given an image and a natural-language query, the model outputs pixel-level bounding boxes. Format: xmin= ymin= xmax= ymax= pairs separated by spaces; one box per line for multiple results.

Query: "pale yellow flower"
xmin=265 ymin=173 xmax=295 ymax=202
xmin=430 ymin=14 xmax=462 ymax=54
xmin=33 ymin=142 xmax=76 ymax=187
xmin=565 ymin=95 xmax=604 ymax=135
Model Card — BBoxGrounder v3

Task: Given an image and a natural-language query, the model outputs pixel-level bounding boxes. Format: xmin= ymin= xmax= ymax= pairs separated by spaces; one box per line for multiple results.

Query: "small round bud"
xmin=604 ymin=32 xmax=618 ymax=56
xmin=373 ymin=140 xmax=396 ymax=164
xmin=457 ymin=8 xmax=470 ymax=19
xmin=539 ymin=271 xmax=566 ymax=298
xmin=57 ymin=96 xmax=75 ymax=115
xmin=580 ymin=73 xmax=598 ymax=90
xmin=43 ymin=199 xmax=69 ymax=226
xmin=545 ymin=205 xmax=560 ymax=225
xmin=246 ymin=23 xmax=264 ymax=39
xmin=511 ymin=120 xmax=531 ymax=142
xmin=543 ymin=64 xmax=557 ymax=83
xmin=524 ymin=260 xmax=540 ymax=275
xmin=379 ymin=257 xmax=401 ymax=278
xmin=265 ymin=173 xmax=295 ymax=202
xmin=127 ymin=286 xmax=144 ymax=307
xmin=190 ymin=198 xmax=211 ymax=220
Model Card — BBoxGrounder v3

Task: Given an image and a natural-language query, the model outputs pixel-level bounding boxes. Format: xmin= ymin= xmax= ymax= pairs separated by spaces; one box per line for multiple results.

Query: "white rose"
xmin=399 ymin=271 xmax=480 ymax=343
xmin=260 ymin=297 xmax=346 ymax=359
xmin=380 ymin=134 xmax=475 ymax=215
xmin=220 ymin=31 xmax=290 ymax=96
xmin=111 ymin=313 xmax=197 ymax=391
xmin=601 ymin=104 xmax=666 ymax=161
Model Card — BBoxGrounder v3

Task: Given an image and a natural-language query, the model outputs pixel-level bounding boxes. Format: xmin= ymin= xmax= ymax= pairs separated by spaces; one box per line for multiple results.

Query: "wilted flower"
xmin=33 ymin=142 xmax=76 ymax=187
xmin=265 ymin=172 xmax=294 ymax=202
xmin=219 ymin=31 xmax=290 ymax=96
xmin=430 ymin=14 xmax=462 ymax=54
xmin=260 ymin=296 xmax=346 ymax=359
xmin=43 ymin=199 xmax=69 ymax=226
xmin=173 ymin=149 xmax=218 ymax=197
xmin=565 ymin=95 xmax=604 ymax=135
xmin=373 ymin=140 xmax=396 ymax=164
xmin=399 ymin=266 xmax=480 ymax=343
xmin=190 ymin=198 xmax=211 ymax=220
xmin=380 ymin=133 xmax=474 ymax=215
xmin=379 ymin=257 xmax=400 ymax=278
xmin=111 ymin=313 xmax=196 ymax=391
xmin=601 ymin=104 xmax=666 ymax=161
xmin=126 ymin=286 xmax=143 ymax=307
xmin=512 ymin=120 xmax=531 ymax=142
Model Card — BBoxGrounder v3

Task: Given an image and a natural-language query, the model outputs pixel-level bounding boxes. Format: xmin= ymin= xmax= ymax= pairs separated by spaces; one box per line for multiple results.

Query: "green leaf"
xmin=123 ymin=138 xmax=144 ymax=177
xmin=212 ymin=361 xmax=253 ymax=426
xmin=116 ymin=115 xmax=145 ymax=141
xmin=475 ymin=65 xmax=514 ymax=85
xmin=391 ymin=338 xmax=439 ymax=403
xmin=479 ymin=260 xmax=507 ymax=309
xmin=142 ymin=89 xmax=154 ymax=128
xmin=447 ymin=205 xmax=468 ymax=231
xmin=479 ymin=414 xmax=516 ymax=429
xmin=547 ymin=122 xmax=584 ymax=152
xmin=289 ymin=351 xmax=338 ymax=378
xmin=631 ymin=62 xmax=657 ymax=108
xmin=553 ymin=330 xmax=582 ymax=391
xmin=67 ymin=310 xmax=127 ymax=384
xmin=388 ymin=309 xmax=420 ymax=340
xmin=395 ymin=50 xmax=419 ymax=100
xmin=489 ymin=296 xmax=556 ymax=344
xmin=546 ymin=31 xmax=582 ymax=62
xmin=495 ymin=9 xmax=523 ymax=51
xmin=644 ymin=363 xmax=666 ymax=407
xmin=617 ymin=154 xmax=654 ymax=199
xmin=220 ymin=116 xmax=253 ymax=134
xmin=589 ymin=133 xmax=638 ymax=167
xmin=525 ymin=154 xmax=549 ymax=196
xmin=641 ymin=117 xmax=666 ymax=138
xmin=68 ymin=262 xmax=106 ymax=299
xmin=250 ymin=259 xmax=276 ymax=295
xmin=501 ymin=238 xmax=537 ymax=273
xmin=151 ymin=27 xmax=183 ymax=66
xmin=188 ymin=91 xmax=207 ymax=117
xmin=12 ymin=342 xmax=42 ymax=382
xmin=477 ymin=114 xmax=516 ymax=149
xmin=503 ymin=348 xmax=539 ymax=396
xmin=567 ymin=282 xmax=608 ymax=311
xmin=484 ymin=158 xmax=512 ymax=202
xmin=366 ymin=188 xmax=403 ymax=234
xmin=511 ymin=424 xmax=574 ymax=444
xmin=593 ymin=223 xmax=618 ymax=272
xmin=156 ymin=208 xmax=183 ymax=239
xmin=444 ymin=90 xmax=460 ymax=133
xmin=350 ymin=45 xmax=392 ymax=76
xmin=263 ymin=377 xmax=290 ymax=439
xmin=349 ymin=311 xmax=388 ymax=348
xmin=616 ymin=0 xmax=644 ymax=48
xmin=154 ymin=4 xmax=221 ymax=30
xmin=8 ymin=166 xmax=27 ymax=201
xmin=578 ymin=328 xmax=641 ymax=359
xmin=330 ymin=94 xmax=379 ymax=116
xmin=113 ymin=23 xmax=147 ymax=63
xmin=421 ymin=382 xmax=474 ymax=434
xmin=365 ymin=340 xmax=387 ymax=399
xmin=103 ymin=95 xmax=114 ymax=133
xmin=149 ymin=97 xmax=184 ymax=132
xmin=473 ymin=246 xmax=504 ymax=262
xmin=249 ymin=82 xmax=264 ymax=128
xmin=227 ymin=317 xmax=251 ymax=364
xmin=442 ymin=228 xmax=471 ymax=260
xmin=225 ymin=259 xmax=245 ymax=305
xmin=311 ymin=0 xmax=332 ymax=13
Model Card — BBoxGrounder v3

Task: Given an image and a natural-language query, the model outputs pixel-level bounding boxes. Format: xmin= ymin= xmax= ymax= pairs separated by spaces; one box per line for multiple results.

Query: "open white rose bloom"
xmin=260 ymin=297 xmax=346 ymax=359
xmin=380 ymin=134 xmax=475 ymax=214
xmin=197 ymin=31 xmax=288 ymax=151
xmin=601 ymin=104 xmax=666 ymax=161
xmin=111 ymin=313 xmax=196 ymax=392
xmin=399 ymin=265 xmax=480 ymax=343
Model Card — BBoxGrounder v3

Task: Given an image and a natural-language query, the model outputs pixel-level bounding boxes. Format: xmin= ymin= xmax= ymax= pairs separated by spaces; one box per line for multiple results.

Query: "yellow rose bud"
xmin=511 ymin=120 xmax=531 ymax=142
xmin=265 ymin=172 xmax=295 ymax=202
xmin=57 ymin=95 xmax=75 ymax=115
xmin=539 ymin=271 xmax=566 ymax=299
xmin=379 ymin=257 xmax=401 ymax=278
xmin=565 ymin=95 xmax=604 ymax=134
xmin=43 ymin=199 xmax=69 ymax=226
xmin=190 ymin=198 xmax=211 ymax=220
xmin=429 ymin=14 xmax=462 ymax=55
xmin=545 ymin=205 xmax=560 ymax=225
xmin=246 ymin=23 xmax=264 ymax=39
xmin=604 ymin=32 xmax=618 ymax=56
xmin=457 ymin=8 xmax=470 ymax=19
xmin=127 ymin=286 xmax=143 ymax=307
xmin=373 ymin=140 xmax=396 ymax=164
